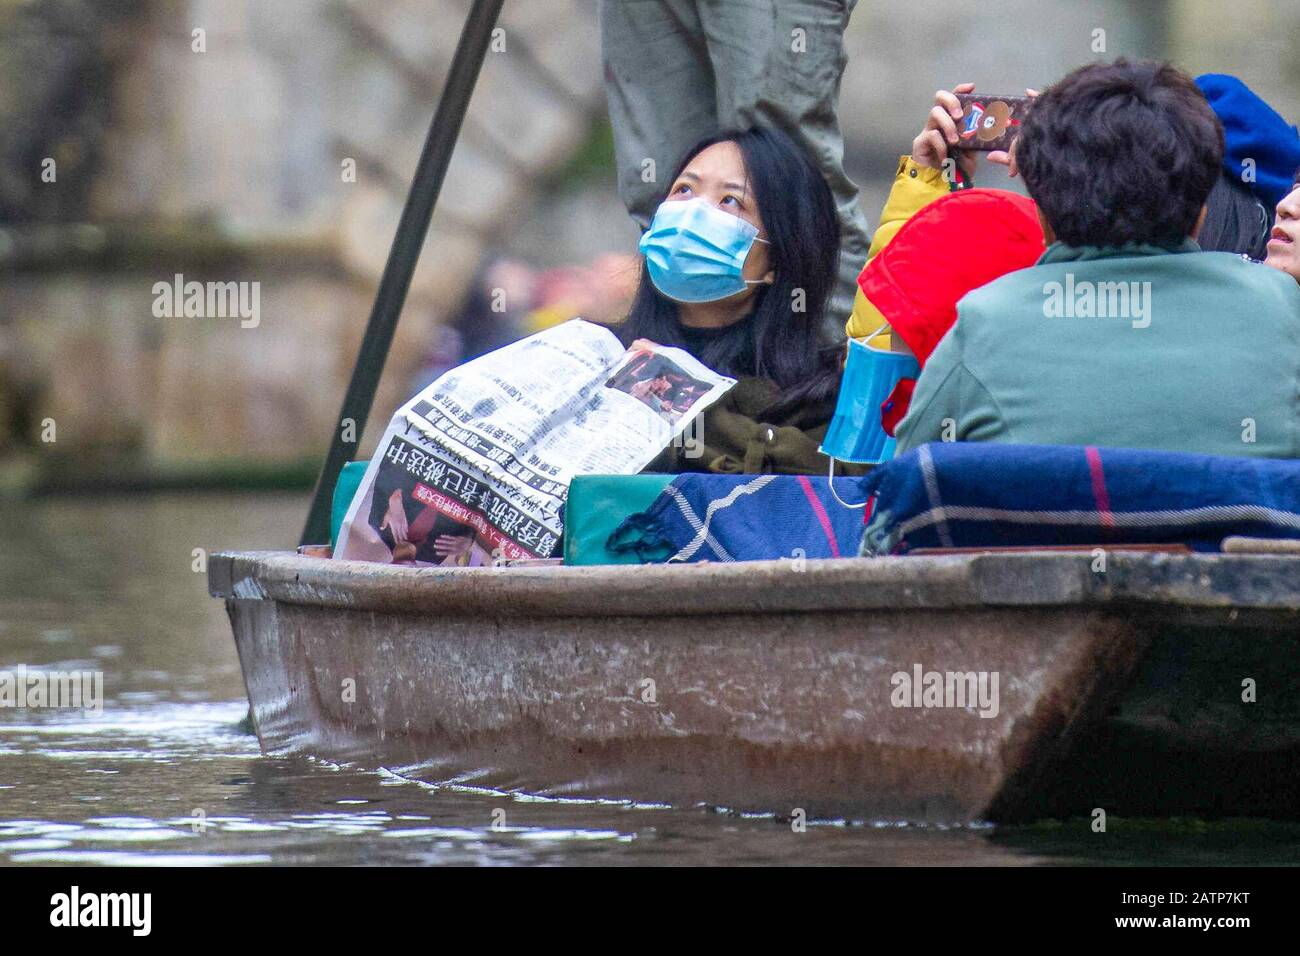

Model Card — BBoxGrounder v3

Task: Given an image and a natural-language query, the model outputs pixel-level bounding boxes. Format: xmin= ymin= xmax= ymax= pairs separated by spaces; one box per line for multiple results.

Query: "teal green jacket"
xmin=897 ymin=241 xmax=1300 ymax=459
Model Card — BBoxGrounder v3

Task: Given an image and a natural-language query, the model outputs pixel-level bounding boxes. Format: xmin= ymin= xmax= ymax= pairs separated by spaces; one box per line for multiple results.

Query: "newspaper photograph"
xmin=335 ymin=320 xmax=735 ymax=564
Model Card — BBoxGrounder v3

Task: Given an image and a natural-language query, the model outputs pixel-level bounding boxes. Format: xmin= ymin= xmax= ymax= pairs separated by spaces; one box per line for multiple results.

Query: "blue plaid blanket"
xmin=609 ymin=474 xmax=871 ymax=563
xmin=861 ymin=442 xmax=1300 ymax=555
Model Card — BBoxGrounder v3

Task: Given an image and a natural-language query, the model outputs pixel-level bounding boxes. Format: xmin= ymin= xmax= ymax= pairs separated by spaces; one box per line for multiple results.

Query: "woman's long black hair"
xmin=1199 ymin=172 xmax=1274 ymax=261
xmin=617 ymin=125 xmax=843 ymax=415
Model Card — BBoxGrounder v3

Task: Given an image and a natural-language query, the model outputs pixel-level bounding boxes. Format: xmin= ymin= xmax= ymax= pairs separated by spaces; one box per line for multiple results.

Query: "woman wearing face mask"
xmin=621 ymin=125 xmax=857 ymax=475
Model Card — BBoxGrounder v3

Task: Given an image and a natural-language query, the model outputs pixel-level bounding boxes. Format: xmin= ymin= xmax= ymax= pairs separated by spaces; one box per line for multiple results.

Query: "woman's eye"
xmin=672 ymin=183 xmax=691 ymax=195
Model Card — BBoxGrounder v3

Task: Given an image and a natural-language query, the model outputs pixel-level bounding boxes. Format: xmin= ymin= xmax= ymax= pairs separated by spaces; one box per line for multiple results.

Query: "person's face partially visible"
xmin=665 ymin=141 xmax=772 ymax=284
xmin=1265 ymin=181 xmax=1300 ymax=282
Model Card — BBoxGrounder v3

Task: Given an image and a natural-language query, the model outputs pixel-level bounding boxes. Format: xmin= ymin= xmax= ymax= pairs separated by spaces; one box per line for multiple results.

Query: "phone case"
xmin=952 ymin=93 xmax=1031 ymax=152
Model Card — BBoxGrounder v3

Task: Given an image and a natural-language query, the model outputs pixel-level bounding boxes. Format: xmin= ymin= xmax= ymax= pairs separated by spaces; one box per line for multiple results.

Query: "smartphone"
xmin=952 ymin=93 xmax=1033 ymax=152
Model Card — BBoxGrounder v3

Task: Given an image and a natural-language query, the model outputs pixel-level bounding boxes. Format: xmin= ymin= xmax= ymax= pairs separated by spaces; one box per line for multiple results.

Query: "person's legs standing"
xmin=699 ymin=0 xmax=870 ymax=333
xmin=599 ymin=0 xmax=719 ymax=229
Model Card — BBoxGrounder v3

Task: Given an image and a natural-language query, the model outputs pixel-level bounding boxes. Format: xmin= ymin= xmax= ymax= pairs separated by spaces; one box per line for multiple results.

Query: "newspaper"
xmin=334 ymin=319 xmax=735 ymax=565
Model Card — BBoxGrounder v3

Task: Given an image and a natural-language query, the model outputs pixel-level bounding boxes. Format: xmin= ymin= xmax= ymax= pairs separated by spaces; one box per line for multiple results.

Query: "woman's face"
xmin=665 ymin=141 xmax=774 ymax=286
xmin=1265 ymin=181 xmax=1300 ymax=282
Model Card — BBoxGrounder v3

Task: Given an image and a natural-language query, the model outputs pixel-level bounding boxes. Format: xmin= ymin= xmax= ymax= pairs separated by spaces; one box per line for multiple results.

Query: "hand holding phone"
xmin=952 ymin=92 xmax=1034 ymax=152
xmin=912 ymin=85 xmax=1037 ymax=181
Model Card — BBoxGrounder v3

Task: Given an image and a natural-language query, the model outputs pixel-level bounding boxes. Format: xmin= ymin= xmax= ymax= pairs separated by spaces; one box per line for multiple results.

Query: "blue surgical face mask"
xmin=820 ymin=327 xmax=920 ymax=506
xmin=639 ymin=198 xmax=770 ymax=303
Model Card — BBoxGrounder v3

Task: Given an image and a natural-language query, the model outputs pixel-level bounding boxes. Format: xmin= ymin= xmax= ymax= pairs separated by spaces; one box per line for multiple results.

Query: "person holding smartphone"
xmin=895 ymin=59 xmax=1300 ymax=460
xmin=844 ymin=83 xmax=1037 ymax=351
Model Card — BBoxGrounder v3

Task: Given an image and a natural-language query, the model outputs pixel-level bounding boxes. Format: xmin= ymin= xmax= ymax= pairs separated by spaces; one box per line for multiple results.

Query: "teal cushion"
xmin=564 ymin=474 xmax=674 ymax=565
xmin=330 ymin=461 xmax=370 ymax=550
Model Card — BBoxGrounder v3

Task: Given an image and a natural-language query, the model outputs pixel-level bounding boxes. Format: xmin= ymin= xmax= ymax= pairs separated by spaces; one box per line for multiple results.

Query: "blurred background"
xmin=2 ymin=0 xmax=1298 ymax=496
xmin=5 ymin=0 xmax=1300 ymax=870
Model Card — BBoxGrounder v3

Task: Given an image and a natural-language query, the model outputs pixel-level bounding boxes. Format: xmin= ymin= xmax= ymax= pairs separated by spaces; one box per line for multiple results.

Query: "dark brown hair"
xmin=1017 ymin=59 xmax=1224 ymax=248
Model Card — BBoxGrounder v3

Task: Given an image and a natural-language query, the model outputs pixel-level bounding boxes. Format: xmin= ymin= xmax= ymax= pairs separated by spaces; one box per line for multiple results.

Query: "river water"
xmin=0 ymin=493 xmax=1295 ymax=866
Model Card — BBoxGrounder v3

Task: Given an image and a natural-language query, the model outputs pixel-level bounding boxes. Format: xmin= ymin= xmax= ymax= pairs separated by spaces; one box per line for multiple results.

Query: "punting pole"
xmin=300 ymin=0 xmax=506 ymax=546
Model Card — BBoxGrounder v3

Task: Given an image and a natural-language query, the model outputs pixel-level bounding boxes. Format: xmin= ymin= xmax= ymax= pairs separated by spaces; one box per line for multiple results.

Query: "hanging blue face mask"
xmin=639 ymin=198 xmax=769 ymax=303
xmin=820 ymin=327 xmax=921 ymax=496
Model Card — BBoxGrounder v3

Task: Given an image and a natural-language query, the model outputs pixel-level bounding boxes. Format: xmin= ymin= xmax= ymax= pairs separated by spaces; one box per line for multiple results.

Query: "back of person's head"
xmin=859 ymin=189 xmax=1044 ymax=365
xmin=1017 ymin=59 xmax=1223 ymax=248
xmin=621 ymin=125 xmax=842 ymax=405
xmin=1199 ymin=174 xmax=1274 ymax=260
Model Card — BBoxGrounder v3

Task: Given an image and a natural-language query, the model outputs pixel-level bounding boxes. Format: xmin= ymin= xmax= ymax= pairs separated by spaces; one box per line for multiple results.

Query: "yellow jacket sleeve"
xmin=845 ymin=156 xmax=952 ymax=344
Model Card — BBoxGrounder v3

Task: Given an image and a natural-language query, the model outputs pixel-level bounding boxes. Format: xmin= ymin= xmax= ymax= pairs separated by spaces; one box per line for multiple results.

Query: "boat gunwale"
xmin=208 ymin=549 xmax=1300 ymax=621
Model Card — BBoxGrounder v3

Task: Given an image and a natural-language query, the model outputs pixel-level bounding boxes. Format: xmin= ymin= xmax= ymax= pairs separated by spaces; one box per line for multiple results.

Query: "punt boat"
xmin=212 ymin=2 xmax=1297 ymax=823
xmin=210 ymin=548 xmax=1300 ymax=822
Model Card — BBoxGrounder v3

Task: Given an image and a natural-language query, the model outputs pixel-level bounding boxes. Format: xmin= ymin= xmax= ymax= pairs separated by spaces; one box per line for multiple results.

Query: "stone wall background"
xmin=1 ymin=0 xmax=1297 ymax=485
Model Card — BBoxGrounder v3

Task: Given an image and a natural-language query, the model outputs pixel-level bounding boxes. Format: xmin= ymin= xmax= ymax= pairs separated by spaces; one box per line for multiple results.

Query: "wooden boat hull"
xmin=210 ymin=551 xmax=1300 ymax=822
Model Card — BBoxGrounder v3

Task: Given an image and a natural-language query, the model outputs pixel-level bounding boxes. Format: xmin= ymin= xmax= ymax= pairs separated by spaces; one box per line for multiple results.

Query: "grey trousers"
xmin=599 ymin=0 xmax=871 ymax=332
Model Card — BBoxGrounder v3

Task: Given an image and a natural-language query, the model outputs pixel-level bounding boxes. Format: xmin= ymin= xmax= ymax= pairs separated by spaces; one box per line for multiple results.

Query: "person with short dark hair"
xmin=1015 ymin=59 xmax=1223 ymax=248
xmin=897 ymin=59 xmax=1300 ymax=459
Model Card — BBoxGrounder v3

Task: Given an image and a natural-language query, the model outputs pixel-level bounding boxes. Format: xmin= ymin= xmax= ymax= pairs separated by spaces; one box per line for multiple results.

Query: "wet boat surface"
xmin=210 ymin=550 xmax=1300 ymax=823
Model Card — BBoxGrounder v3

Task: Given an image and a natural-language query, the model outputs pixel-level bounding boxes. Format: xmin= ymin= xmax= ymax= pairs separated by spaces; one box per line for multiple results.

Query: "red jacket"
xmin=858 ymin=188 xmax=1044 ymax=432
